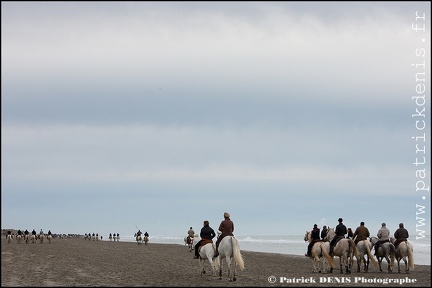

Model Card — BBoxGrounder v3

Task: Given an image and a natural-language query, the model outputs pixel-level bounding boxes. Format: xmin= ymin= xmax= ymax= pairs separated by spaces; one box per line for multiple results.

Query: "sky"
xmin=1 ymin=2 xmax=431 ymax=239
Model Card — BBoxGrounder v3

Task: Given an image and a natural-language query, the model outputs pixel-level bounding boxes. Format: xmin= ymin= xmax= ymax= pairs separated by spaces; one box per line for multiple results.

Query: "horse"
xmin=47 ymin=234 xmax=52 ymax=244
xmin=324 ymin=228 xmax=359 ymax=274
xmin=191 ymin=237 xmax=219 ymax=276
xmin=31 ymin=234 xmax=36 ymax=244
xmin=39 ymin=234 xmax=44 ymax=244
xmin=217 ymin=236 xmax=245 ymax=281
xmin=304 ymin=231 xmax=333 ymax=273
xmin=354 ymin=239 xmax=377 ymax=272
xmin=390 ymin=237 xmax=414 ymax=273
xmin=144 ymin=235 xmax=149 ymax=245
xmin=136 ymin=234 xmax=142 ymax=245
xmin=25 ymin=234 xmax=30 ymax=243
xmin=7 ymin=234 xmax=12 ymax=244
xmin=16 ymin=234 xmax=22 ymax=244
xmin=370 ymin=237 xmax=395 ymax=273
xmin=185 ymin=235 xmax=194 ymax=252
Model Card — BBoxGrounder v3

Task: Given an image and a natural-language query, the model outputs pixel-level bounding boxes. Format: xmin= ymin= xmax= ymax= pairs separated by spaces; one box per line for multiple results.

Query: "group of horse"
xmin=6 ymin=233 xmax=51 ymax=244
xmin=184 ymin=234 xmax=245 ymax=282
xmin=135 ymin=234 xmax=149 ymax=245
xmin=304 ymin=228 xmax=414 ymax=274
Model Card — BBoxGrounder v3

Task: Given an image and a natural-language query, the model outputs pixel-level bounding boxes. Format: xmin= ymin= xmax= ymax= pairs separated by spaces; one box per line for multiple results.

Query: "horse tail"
xmin=348 ymin=239 xmax=360 ymax=260
xmin=320 ymin=242 xmax=336 ymax=269
xmin=364 ymin=240 xmax=378 ymax=269
xmin=407 ymin=243 xmax=415 ymax=271
xmin=232 ymin=237 xmax=245 ymax=271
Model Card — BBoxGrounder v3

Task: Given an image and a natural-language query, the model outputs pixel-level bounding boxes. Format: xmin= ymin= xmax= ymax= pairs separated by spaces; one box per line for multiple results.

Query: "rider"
xmin=321 ymin=225 xmax=328 ymax=240
xmin=144 ymin=231 xmax=149 ymax=238
xmin=305 ymin=224 xmax=321 ymax=257
xmin=48 ymin=230 xmax=52 ymax=236
xmin=393 ymin=223 xmax=409 ymax=249
xmin=374 ymin=222 xmax=390 ymax=255
xmin=32 ymin=229 xmax=37 ymax=236
xmin=330 ymin=218 xmax=347 ymax=255
xmin=214 ymin=212 xmax=234 ymax=257
xmin=188 ymin=227 xmax=195 ymax=237
xmin=347 ymin=228 xmax=354 ymax=239
xmin=352 ymin=221 xmax=370 ymax=245
xmin=194 ymin=220 xmax=216 ymax=259
xmin=187 ymin=227 xmax=195 ymax=244
xmin=137 ymin=230 xmax=142 ymax=237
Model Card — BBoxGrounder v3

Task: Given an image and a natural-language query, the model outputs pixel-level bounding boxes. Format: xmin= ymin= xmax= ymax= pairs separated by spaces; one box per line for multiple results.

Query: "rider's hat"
xmin=338 ymin=218 xmax=343 ymax=222
xmin=224 ymin=212 xmax=230 ymax=218
xmin=382 ymin=223 xmax=386 ymax=226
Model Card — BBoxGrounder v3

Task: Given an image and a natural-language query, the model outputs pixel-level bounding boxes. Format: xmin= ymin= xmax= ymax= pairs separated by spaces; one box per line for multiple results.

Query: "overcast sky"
xmin=1 ymin=2 xmax=430 ymax=239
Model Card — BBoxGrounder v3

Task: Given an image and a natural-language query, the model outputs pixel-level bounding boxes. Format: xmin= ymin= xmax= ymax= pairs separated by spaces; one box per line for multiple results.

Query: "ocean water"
xmin=111 ymin=235 xmax=431 ymax=266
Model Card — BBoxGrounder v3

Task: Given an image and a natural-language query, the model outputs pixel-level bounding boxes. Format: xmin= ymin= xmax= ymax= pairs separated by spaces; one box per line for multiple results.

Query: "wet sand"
xmin=1 ymin=237 xmax=430 ymax=287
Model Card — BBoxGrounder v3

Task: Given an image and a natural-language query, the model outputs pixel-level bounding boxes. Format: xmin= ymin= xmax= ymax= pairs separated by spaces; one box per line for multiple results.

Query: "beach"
xmin=1 ymin=237 xmax=430 ymax=287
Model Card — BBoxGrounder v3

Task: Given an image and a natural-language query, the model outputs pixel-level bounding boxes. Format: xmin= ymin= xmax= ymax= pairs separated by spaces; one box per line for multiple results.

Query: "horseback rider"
xmin=214 ymin=212 xmax=234 ymax=257
xmin=393 ymin=223 xmax=409 ymax=249
xmin=330 ymin=218 xmax=347 ymax=255
xmin=48 ymin=230 xmax=52 ymax=236
xmin=352 ymin=221 xmax=370 ymax=245
xmin=194 ymin=220 xmax=216 ymax=259
xmin=187 ymin=227 xmax=195 ymax=244
xmin=305 ymin=224 xmax=321 ymax=257
xmin=32 ymin=229 xmax=37 ymax=236
xmin=321 ymin=225 xmax=328 ymax=240
xmin=137 ymin=230 xmax=142 ymax=236
xmin=374 ymin=222 xmax=390 ymax=255
xmin=347 ymin=228 xmax=354 ymax=239
xmin=144 ymin=231 xmax=149 ymax=237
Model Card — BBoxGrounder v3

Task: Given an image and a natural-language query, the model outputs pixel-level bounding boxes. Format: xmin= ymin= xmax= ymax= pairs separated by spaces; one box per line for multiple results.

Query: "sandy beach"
xmin=1 ymin=236 xmax=430 ymax=287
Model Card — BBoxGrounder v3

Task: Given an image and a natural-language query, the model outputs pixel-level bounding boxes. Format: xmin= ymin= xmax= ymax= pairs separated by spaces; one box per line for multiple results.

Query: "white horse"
xmin=144 ymin=235 xmax=149 ymax=245
xmin=217 ymin=236 xmax=245 ymax=281
xmin=324 ymin=228 xmax=359 ymax=274
xmin=354 ymin=239 xmax=377 ymax=272
xmin=16 ymin=234 xmax=22 ymax=244
xmin=304 ymin=231 xmax=333 ymax=273
xmin=136 ymin=234 xmax=142 ymax=245
xmin=370 ymin=236 xmax=395 ymax=273
xmin=390 ymin=237 xmax=414 ymax=273
xmin=192 ymin=237 xmax=219 ymax=276
xmin=25 ymin=234 xmax=30 ymax=243
xmin=31 ymin=234 xmax=36 ymax=244
xmin=47 ymin=234 xmax=52 ymax=244
xmin=39 ymin=234 xmax=45 ymax=244
xmin=7 ymin=234 xmax=12 ymax=244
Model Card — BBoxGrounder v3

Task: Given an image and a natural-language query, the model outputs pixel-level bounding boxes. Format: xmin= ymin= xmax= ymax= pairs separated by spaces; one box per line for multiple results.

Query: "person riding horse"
xmin=352 ymin=221 xmax=370 ymax=245
xmin=214 ymin=212 xmax=234 ymax=257
xmin=393 ymin=223 xmax=409 ymax=249
xmin=305 ymin=224 xmax=321 ymax=257
xmin=374 ymin=222 xmax=390 ymax=255
xmin=321 ymin=225 xmax=328 ymax=240
xmin=330 ymin=218 xmax=347 ymax=255
xmin=194 ymin=220 xmax=216 ymax=259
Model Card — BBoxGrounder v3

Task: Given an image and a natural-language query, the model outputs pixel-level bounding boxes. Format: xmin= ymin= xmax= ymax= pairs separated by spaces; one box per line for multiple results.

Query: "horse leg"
xmin=218 ymin=258 xmax=223 ymax=279
xmin=365 ymin=256 xmax=369 ymax=272
xmin=385 ymin=256 xmax=392 ymax=273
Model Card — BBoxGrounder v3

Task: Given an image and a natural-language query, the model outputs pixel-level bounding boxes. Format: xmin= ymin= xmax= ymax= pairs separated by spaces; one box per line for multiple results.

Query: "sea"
xmin=111 ymin=234 xmax=430 ymax=266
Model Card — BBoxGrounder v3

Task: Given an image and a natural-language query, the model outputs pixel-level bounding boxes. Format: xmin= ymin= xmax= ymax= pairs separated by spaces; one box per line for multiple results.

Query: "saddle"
xmin=198 ymin=239 xmax=213 ymax=252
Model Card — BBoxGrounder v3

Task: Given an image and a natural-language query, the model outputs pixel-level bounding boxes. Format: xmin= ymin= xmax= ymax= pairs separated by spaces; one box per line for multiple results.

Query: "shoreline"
xmin=2 ymin=237 xmax=430 ymax=287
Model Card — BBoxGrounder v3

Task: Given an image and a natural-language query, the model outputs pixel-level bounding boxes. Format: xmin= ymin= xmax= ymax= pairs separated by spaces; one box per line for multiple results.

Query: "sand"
xmin=1 ymin=237 xmax=430 ymax=287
